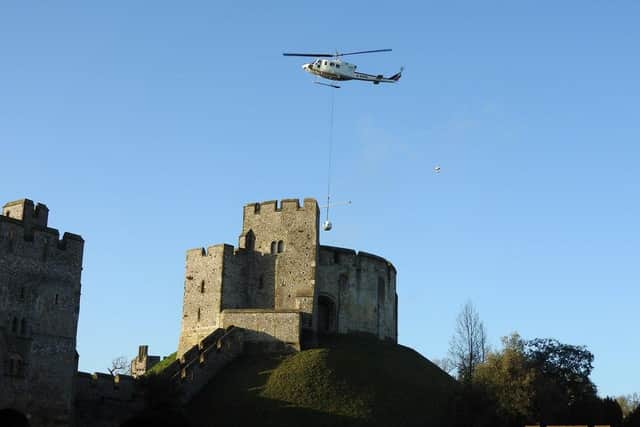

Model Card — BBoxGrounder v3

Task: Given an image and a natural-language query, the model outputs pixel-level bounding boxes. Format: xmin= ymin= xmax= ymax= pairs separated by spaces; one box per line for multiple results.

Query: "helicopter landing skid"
xmin=314 ymin=81 xmax=340 ymax=89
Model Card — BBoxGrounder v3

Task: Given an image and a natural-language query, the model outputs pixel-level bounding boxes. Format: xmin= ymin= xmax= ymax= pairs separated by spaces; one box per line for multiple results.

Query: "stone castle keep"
xmin=178 ymin=198 xmax=397 ymax=357
xmin=0 ymin=197 xmax=397 ymax=426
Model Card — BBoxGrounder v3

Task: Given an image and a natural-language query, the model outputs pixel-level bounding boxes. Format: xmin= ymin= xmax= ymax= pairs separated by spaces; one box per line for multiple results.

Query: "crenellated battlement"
xmin=185 ymin=243 xmax=279 ymax=260
xmin=74 ymin=372 xmax=145 ymax=427
xmin=0 ymin=199 xmax=84 ymax=263
xmin=185 ymin=243 xmax=234 ymax=259
xmin=163 ymin=326 xmax=244 ymax=402
xmin=75 ymin=372 xmax=141 ymax=402
xmin=319 ymin=245 xmax=397 ymax=274
xmin=2 ymin=199 xmax=49 ymax=227
xmin=243 ymin=198 xmax=318 ymax=216
xmin=0 ymin=218 xmax=83 ymax=247
xmin=177 ymin=326 xmax=242 ymax=400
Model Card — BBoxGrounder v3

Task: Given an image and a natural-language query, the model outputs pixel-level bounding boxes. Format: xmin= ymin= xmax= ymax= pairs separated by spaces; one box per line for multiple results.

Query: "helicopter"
xmin=283 ymin=49 xmax=403 ymax=88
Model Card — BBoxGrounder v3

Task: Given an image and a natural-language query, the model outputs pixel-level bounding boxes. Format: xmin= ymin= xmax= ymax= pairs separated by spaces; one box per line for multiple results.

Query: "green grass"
xmin=146 ymin=352 xmax=177 ymax=375
xmin=186 ymin=334 xmax=459 ymax=427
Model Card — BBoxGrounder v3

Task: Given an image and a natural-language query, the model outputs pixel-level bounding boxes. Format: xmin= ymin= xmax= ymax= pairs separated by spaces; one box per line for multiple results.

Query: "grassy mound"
xmin=187 ymin=335 xmax=458 ymax=427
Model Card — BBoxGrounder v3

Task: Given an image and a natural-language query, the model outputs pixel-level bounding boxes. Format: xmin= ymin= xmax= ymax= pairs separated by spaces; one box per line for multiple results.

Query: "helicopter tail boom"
xmin=352 ymin=66 xmax=403 ymax=84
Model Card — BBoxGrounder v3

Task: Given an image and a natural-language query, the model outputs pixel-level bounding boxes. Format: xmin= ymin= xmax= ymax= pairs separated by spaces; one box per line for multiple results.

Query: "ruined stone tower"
xmin=177 ymin=198 xmax=397 ymax=357
xmin=0 ymin=199 xmax=84 ymax=426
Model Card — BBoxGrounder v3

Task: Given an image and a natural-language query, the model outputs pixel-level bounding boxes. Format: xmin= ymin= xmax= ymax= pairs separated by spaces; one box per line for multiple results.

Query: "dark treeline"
xmin=444 ymin=302 xmax=638 ymax=427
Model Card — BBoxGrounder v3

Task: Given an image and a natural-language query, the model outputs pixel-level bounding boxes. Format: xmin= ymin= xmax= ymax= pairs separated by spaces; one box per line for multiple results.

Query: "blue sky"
xmin=1 ymin=2 xmax=638 ymax=397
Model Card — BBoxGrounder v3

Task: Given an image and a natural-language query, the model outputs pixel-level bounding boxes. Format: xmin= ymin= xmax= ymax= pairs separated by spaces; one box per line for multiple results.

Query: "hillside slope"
xmin=186 ymin=335 xmax=458 ymax=427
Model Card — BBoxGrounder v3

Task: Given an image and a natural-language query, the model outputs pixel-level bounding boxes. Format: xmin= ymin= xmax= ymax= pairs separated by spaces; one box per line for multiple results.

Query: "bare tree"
xmin=617 ymin=392 xmax=640 ymax=418
xmin=108 ymin=356 xmax=130 ymax=376
xmin=433 ymin=357 xmax=456 ymax=375
xmin=448 ymin=300 xmax=489 ymax=383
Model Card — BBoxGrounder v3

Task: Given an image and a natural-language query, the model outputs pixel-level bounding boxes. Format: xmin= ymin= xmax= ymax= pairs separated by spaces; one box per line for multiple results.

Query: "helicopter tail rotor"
xmin=389 ymin=66 xmax=404 ymax=82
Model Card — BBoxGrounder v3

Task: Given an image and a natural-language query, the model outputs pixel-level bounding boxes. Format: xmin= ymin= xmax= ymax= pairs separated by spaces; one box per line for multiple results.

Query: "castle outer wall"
xmin=0 ymin=199 xmax=84 ymax=426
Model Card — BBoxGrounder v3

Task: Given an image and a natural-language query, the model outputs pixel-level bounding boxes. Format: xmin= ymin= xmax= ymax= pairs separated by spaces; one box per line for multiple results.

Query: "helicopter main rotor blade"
xmin=283 ymin=53 xmax=334 ymax=57
xmin=336 ymin=49 xmax=392 ymax=56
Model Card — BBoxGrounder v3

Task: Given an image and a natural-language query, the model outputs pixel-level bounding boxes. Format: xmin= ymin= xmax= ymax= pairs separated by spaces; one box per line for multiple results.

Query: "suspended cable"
xmin=325 ymin=88 xmax=335 ymax=225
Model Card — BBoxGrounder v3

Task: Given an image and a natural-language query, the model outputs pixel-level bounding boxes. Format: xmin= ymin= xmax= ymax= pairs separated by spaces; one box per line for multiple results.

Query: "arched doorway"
xmin=0 ymin=409 xmax=29 ymax=427
xmin=317 ymin=295 xmax=337 ymax=334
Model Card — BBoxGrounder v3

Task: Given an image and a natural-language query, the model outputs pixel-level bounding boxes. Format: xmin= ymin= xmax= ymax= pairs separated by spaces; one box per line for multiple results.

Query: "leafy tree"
xmin=473 ymin=333 xmax=536 ymax=426
xmin=448 ymin=301 xmax=489 ymax=383
xmin=471 ymin=334 xmax=611 ymax=426
xmin=524 ymin=337 xmax=597 ymax=420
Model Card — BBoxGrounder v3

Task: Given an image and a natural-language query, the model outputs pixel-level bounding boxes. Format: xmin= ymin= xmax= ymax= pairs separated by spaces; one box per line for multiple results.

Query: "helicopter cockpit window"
xmin=323 ymin=60 xmax=327 ymax=66
xmin=336 ymin=64 xmax=340 ymax=68
xmin=329 ymin=62 xmax=335 ymax=67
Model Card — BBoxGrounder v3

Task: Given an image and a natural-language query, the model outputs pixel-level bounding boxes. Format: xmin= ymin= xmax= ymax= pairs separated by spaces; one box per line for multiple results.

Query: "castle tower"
xmin=239 ymin=199 xmax=319 ymax=327
xmin=0 ymin=199 xmax=84 ymax=426
xmin=177 ymin=199 xmax=318 ymax=356
xmin=130 ymin=345 xmax=160 ymax=378
xmin=177 ymin=197 xmax=397 ymax=358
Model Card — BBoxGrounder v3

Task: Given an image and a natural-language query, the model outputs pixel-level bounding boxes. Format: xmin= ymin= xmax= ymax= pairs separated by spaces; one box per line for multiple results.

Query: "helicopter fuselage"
xmin=302 ymin=58 xmax=401 ymax=85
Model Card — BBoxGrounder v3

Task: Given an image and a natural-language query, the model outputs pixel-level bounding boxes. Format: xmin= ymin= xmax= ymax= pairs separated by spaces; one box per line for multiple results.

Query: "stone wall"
xmin=172 ymin=326 xmax=244 ymax=402
xmin=317 ymin=245 xmax=397 ymax=342
xmin=178 ymin=244 xmax=227 ymax=357
xmin=0 ymin=199 xmax=84 ymax=426
xmin=76 ymin=327 xmax=244 ymax=426
xmin=221 ymin=248 xmax=275 ymax=311
xmin=241 ymin=199 xmax=319 ymax=328
xmin=178 ymin=243 xmax=278 ymax=358
xmin=74 ymin=372 xmax=144 ymax=427
xmin=220 ymin=309 xmax=301 ymax=352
